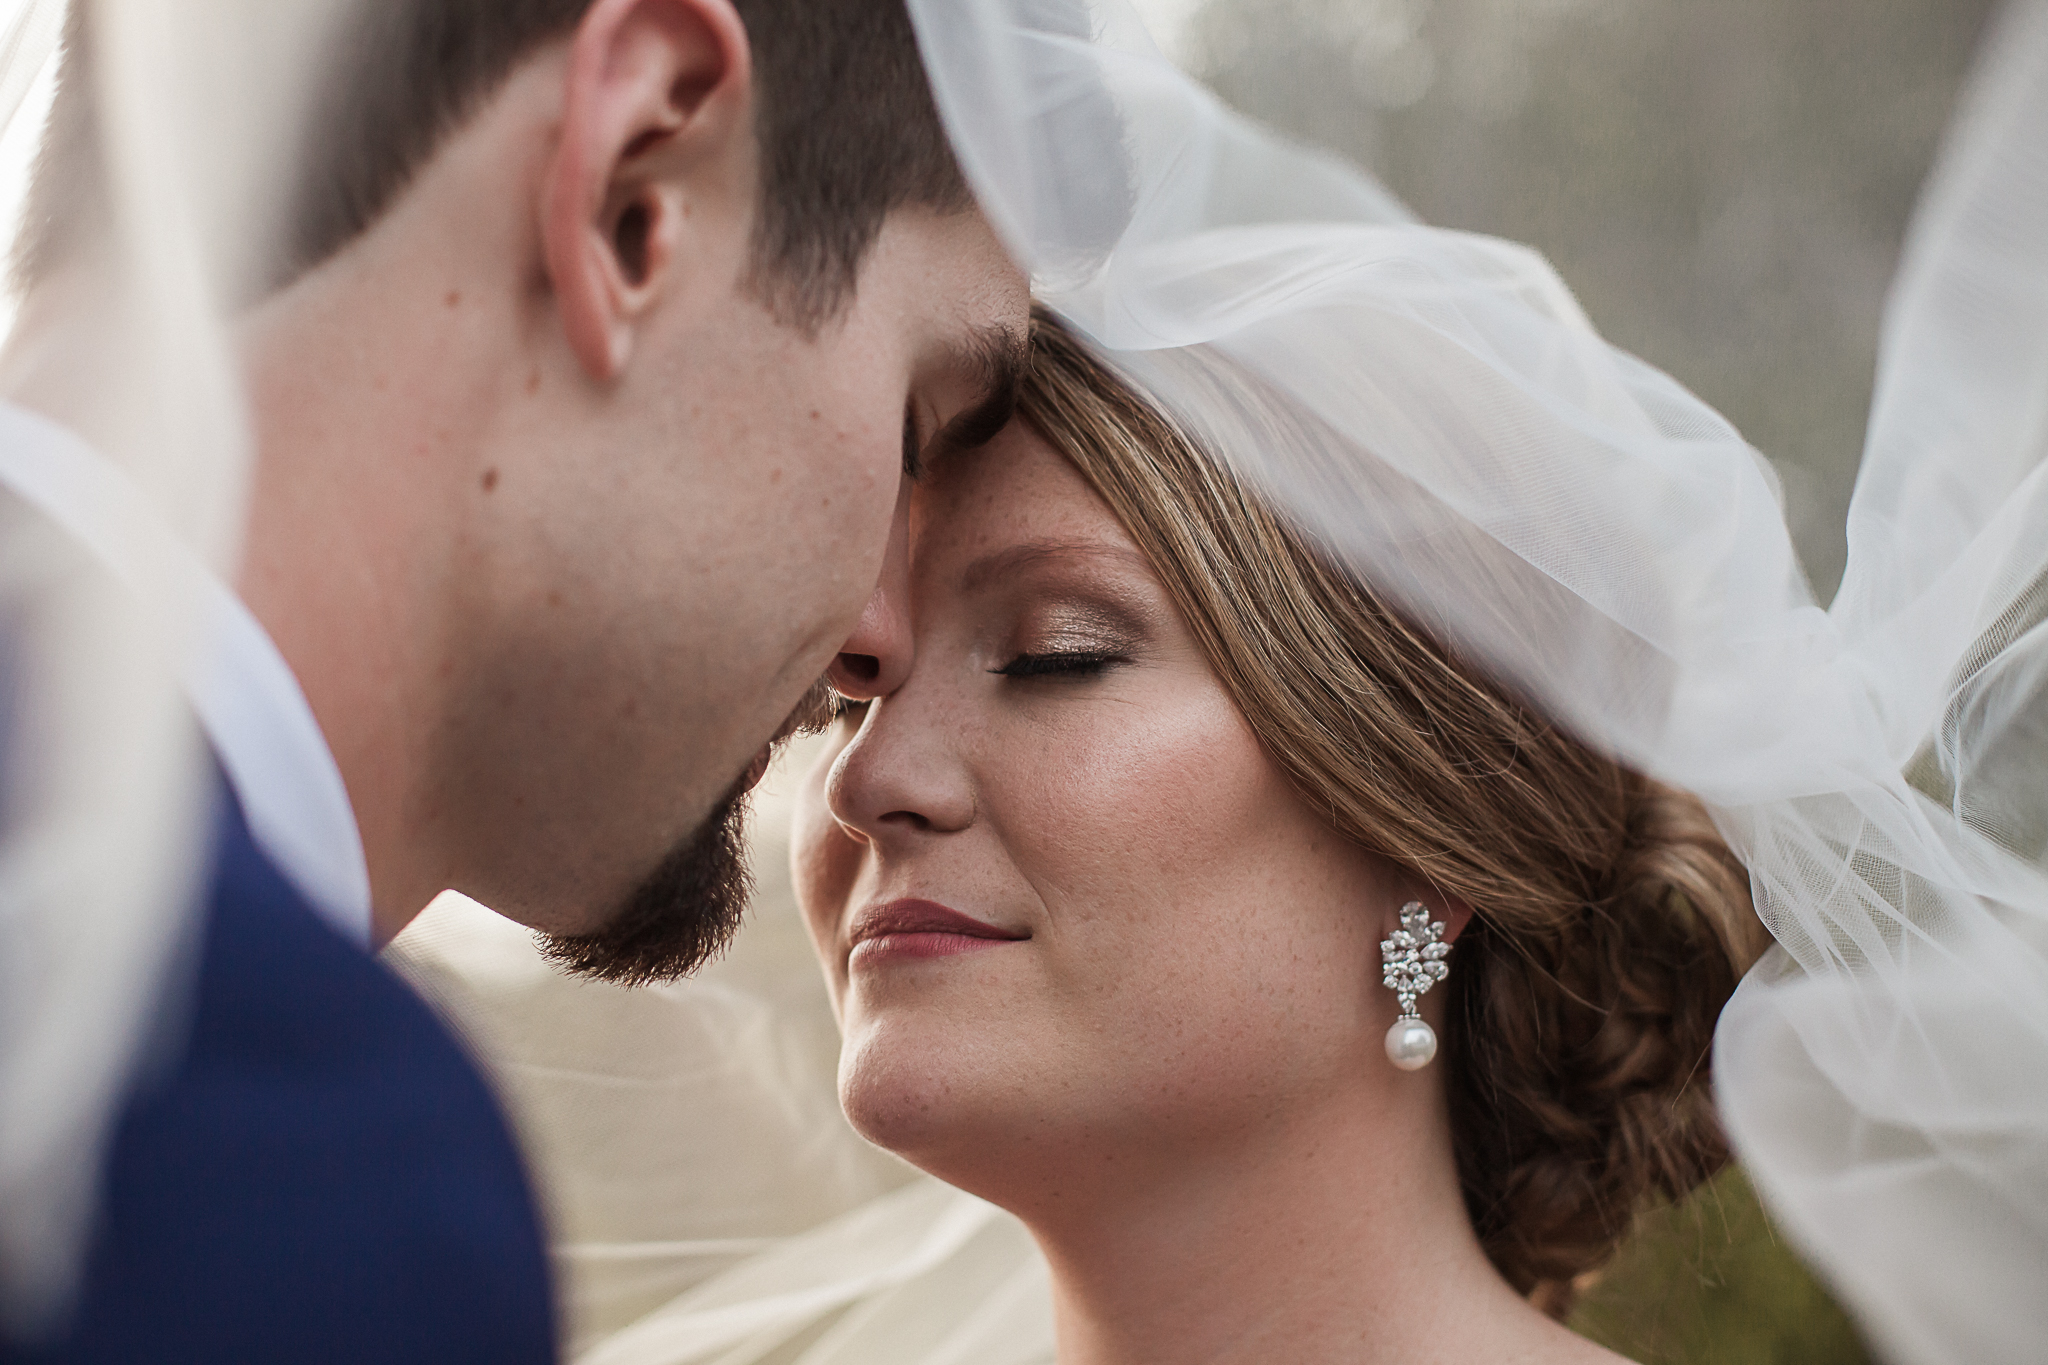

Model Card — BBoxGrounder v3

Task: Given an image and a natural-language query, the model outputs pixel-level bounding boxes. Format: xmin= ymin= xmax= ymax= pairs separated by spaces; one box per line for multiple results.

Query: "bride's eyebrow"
xmin=958 ymin=539 xmax=1152 ymax=594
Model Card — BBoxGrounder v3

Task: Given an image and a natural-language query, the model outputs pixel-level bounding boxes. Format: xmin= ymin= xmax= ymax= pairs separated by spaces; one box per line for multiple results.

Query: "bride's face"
xmin=794 ymin=421 xmax=1409 ymax=1198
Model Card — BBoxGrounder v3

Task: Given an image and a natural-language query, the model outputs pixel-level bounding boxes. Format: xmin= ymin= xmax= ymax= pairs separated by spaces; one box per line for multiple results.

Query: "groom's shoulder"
xmin=12 ymin=788 xmax=557 ymax=1365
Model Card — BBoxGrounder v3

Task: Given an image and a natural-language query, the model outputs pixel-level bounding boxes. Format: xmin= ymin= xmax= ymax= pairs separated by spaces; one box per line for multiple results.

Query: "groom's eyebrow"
xmin=928 ymin=323 xmax=1028 ymax=464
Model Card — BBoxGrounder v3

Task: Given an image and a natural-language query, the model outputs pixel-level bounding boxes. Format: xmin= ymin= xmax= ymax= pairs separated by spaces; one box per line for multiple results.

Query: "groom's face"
xmin=232 ymin=4 xmax=1029 ymax=957
xmin=437 ymin=201 xmax=1026 ymax=951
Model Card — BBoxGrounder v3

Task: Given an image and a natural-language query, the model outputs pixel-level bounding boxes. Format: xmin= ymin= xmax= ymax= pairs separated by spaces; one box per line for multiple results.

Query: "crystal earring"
xmin=1379 ymin=901 xmax=1451 ymax=1070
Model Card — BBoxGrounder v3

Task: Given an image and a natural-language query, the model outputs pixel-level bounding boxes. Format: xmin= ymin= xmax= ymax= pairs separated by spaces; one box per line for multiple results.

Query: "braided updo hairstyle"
xmin=1021 ymin=309 xmax=1768 ymax=1309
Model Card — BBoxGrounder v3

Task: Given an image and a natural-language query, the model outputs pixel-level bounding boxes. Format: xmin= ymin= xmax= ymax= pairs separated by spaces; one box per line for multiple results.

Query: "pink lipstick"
xmin=847 ymin=898 xmax=1027 ymax=967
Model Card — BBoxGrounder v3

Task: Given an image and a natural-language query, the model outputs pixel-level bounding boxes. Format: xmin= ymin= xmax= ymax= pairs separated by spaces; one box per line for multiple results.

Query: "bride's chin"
xmin=838 ymin=1031 xmax=962 ymax=1149
xmin=836 ymin=1027 xmax=1041 ymax=1192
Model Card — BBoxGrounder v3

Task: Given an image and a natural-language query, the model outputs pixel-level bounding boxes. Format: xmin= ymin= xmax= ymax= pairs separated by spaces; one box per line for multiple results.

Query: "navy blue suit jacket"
xmin=5 ymin=783 xmax=558 ymax=1363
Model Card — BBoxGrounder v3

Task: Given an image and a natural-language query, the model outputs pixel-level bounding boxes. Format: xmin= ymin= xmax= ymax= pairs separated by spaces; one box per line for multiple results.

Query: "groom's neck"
xmin=236 ymin=286 xmax=482 ymax=941
xmin=235 ymin=125 xmax=553 ymax=942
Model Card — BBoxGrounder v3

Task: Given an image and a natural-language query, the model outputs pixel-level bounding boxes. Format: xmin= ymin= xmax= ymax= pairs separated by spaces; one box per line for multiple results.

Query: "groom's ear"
xmin=542 ymin=0 xmax=753 ymax=382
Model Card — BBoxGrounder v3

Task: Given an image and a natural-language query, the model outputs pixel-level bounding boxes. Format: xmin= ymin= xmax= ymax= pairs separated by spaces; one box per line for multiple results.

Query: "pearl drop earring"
xmin=1379 ymin=901 xmax=1451 ymax=1070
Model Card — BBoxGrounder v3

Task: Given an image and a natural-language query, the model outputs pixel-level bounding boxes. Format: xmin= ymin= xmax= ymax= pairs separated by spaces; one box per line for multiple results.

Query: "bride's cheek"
xmin=791 ymin=796 xmax=863 ymax=988
xmin=1046 ymin=687 xmax=1259 ymax=872
xmin=1006 ymin=682 xmax=1268 ymax=997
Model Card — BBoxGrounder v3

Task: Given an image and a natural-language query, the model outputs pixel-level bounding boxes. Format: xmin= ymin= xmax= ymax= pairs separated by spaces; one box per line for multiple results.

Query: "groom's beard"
xmin=537 ymin=778 xmax=754 ymax=987
xmin=534 ymin=679 xmax=839 ymax=987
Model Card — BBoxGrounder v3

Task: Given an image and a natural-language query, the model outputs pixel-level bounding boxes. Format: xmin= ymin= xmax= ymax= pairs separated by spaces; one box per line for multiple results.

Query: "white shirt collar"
xmin=0 ymin=402 xmax=373 ymax=946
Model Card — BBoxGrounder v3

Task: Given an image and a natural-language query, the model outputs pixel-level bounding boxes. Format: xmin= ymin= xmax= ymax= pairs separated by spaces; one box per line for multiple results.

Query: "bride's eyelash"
xmin=990 ymin=650 xmax=1131 ymax=680
xmin=832 ymin=694 xmax=871 ymax=722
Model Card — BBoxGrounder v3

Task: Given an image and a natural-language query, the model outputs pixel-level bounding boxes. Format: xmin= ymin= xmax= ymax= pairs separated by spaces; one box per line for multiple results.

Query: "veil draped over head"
xmin=906 ymin=1 xmax=2048 ymax=1361
xmin=0 ymin=0 xmax=2042 ymax=1360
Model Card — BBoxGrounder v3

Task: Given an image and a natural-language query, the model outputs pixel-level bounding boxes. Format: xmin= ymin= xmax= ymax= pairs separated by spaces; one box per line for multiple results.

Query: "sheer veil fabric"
xmin=0 ymin=2 xmax=2042 ymax=1361
xmin=904 ymin=1 xmax=2048 ymax=1361
xmin=0 ymin=0 xmax=354 ymax=1330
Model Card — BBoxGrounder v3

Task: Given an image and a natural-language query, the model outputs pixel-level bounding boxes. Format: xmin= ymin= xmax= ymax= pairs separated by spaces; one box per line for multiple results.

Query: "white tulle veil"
xmin=0 ymin=0 xmax=358 ymax=1331
xmin=905 ymin=1 xmax=2048 ymax=1361
xmin=0 ymin=1 xmax=2042 ymax=1361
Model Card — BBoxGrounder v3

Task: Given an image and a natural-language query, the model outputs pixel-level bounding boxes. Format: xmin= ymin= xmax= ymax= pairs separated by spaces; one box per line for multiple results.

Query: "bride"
xmin=821 ymin=6 xmax=2048 ymax=1361
xmin=793 ymin=310 xmax=1766 ymax=1364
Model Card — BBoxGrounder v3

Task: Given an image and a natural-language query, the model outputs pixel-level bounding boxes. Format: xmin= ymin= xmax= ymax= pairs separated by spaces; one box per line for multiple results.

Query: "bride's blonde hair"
xmin=1020 ymin=308 xmax=1768 ymax=1309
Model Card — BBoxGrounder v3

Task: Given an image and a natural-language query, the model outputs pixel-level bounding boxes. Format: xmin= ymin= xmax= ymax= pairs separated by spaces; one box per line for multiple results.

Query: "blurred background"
xmin=1130 ymin=0 xmax=1997 ymax=601
xmin=1117 ymin=1 xmax=2003 ymax=1359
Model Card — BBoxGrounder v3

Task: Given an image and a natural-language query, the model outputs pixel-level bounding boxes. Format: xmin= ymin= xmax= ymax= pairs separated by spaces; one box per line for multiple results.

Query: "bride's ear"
xmin=542 ymin=0 xmax=753 ymax=382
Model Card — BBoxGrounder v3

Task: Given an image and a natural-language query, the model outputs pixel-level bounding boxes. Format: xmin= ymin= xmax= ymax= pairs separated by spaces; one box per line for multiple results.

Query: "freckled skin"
xmin=793 ymin=425 xmax=1623 ymax=1365
xmin=796 ymin=425 xmax=1414 ymax=1215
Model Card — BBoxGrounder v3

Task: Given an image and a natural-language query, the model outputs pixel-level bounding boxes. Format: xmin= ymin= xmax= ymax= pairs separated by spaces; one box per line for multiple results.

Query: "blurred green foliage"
xmin=1569 ymin=1166 xmax=1871 ymax=1365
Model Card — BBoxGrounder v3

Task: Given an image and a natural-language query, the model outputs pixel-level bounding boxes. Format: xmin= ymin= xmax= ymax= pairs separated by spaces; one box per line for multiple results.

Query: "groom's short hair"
xmin=20 ymin=0 xmax=969 ymax=326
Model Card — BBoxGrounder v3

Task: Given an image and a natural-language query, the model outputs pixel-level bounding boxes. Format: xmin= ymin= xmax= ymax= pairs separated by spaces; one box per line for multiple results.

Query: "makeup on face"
xmin=796 ymin=422 xmax=1403 ymax=1222
xmin=845 ymin=897 xmax=1030 ymax=970
xmin=996 ymin=596 xmax=1142 ymax=672
xmin=964 ymin=543 xmax=1167 ymax=681
xmin=822 ymin=543 xmax=1167 ymax=736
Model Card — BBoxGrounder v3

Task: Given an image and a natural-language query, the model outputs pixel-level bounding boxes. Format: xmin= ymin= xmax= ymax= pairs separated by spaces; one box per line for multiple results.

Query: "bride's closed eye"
xmin=990 ymin=650 xmax=1132 ymax=680
xmin=989 ymin=592 xmax=1150 ymax=683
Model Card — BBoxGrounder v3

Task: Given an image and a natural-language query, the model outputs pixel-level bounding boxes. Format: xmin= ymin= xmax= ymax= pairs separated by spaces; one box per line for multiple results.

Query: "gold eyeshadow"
xmin=959 ymin=539 xmax=1170 ymax=665
xmin=1012 ymin=598 xmax=1146 ymax=657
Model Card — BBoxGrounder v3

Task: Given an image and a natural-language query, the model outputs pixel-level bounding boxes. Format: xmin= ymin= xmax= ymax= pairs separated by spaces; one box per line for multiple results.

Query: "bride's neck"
xmin=1012 ymin=1086 xmax=1597 ymax=1365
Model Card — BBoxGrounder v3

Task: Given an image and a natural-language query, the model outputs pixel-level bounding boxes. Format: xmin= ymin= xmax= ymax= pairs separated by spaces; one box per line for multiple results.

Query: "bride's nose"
xmin=825 ymin=691 xmax=976 ymax=844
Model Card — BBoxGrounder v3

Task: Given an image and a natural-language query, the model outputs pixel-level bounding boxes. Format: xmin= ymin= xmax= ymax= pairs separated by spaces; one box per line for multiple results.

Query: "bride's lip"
xmin=847 ymin=898 xmax=1028 ymax=966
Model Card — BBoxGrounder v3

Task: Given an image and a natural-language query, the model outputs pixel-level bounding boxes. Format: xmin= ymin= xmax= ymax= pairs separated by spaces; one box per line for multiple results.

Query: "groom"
xmin=0 ymin=0 xmax=1024 ymax=1360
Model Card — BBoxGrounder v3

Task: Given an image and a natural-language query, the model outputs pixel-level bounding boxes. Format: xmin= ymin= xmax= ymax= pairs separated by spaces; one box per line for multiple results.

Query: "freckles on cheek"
xmin=1016 ymin=689 xmax=1271 ymax=906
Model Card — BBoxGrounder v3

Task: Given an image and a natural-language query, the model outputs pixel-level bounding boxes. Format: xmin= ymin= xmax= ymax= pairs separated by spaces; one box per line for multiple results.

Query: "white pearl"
xmin=1385 ymin=1018 xmax=1437 ymax=1071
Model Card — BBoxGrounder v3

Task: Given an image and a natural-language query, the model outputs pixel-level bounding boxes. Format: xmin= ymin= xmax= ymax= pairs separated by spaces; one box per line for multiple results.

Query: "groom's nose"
xmin=828 ymin=481 xmax=915 ymax=701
